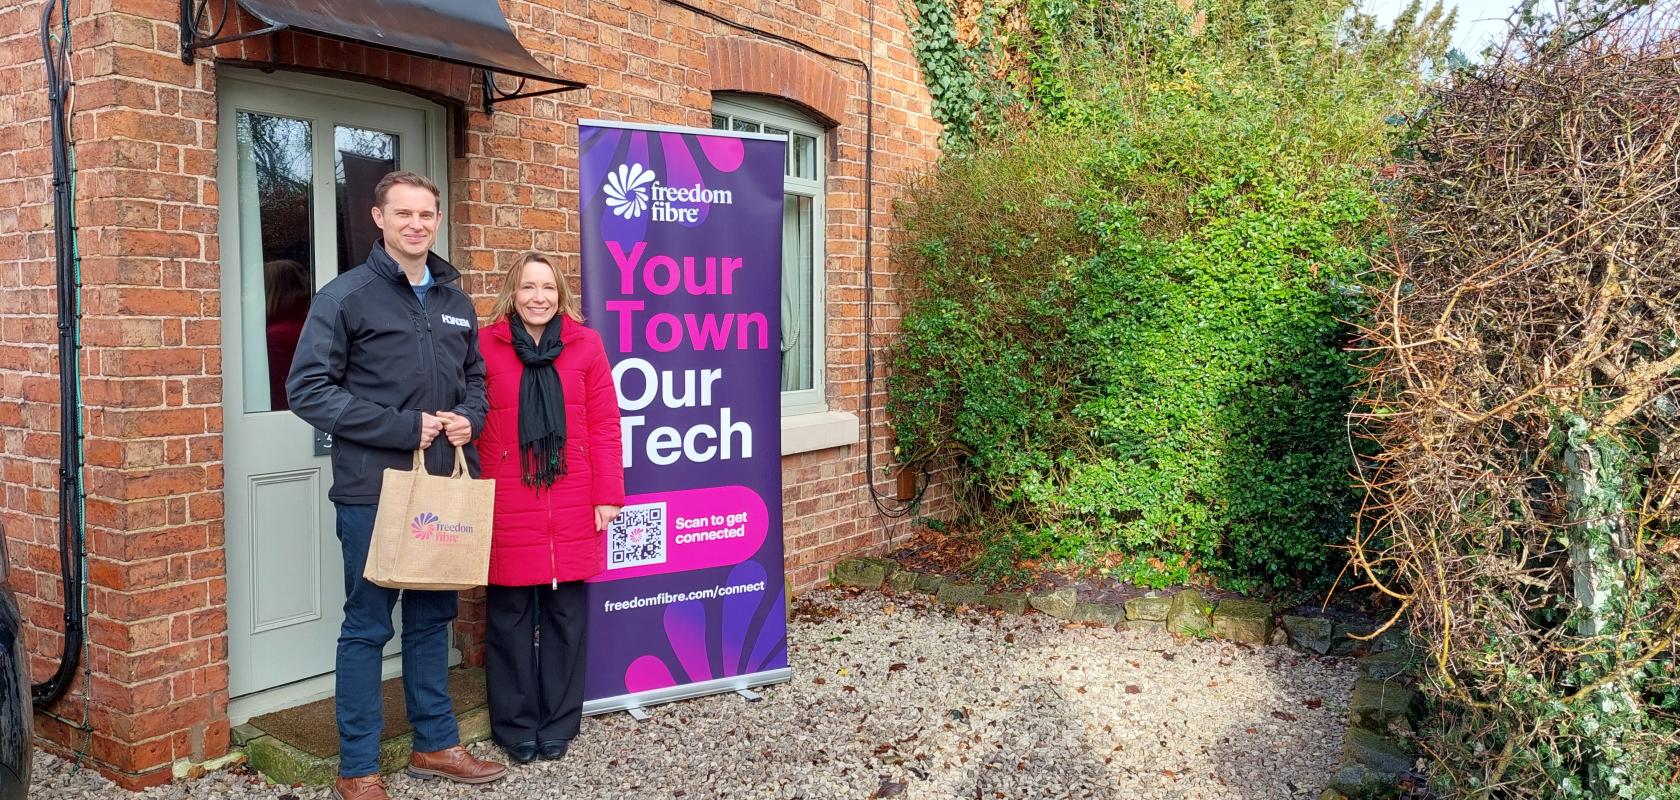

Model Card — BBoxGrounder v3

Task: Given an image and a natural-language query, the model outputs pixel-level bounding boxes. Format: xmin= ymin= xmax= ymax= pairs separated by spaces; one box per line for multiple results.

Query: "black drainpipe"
xmin=34 ymin=0 xmax=87 ymax=708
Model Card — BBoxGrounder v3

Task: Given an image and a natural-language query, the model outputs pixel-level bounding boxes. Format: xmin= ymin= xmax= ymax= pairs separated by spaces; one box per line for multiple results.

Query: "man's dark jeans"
xmin=334 ymin=503 xmax=460 ymax=777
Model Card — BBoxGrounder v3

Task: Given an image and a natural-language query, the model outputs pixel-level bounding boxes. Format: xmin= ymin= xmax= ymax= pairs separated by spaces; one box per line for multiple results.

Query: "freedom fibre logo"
xmin=605 ymin=163 xmax=655 ymax=219
xmin=411 ymin=512 xmax=472 ymax=544
xmin=604 ymin=162 xmax=735 ymax=223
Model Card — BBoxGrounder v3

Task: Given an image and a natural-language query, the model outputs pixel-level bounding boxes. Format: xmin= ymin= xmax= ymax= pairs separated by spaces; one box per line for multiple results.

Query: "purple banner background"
xmin=578 ymin=121 xmax=788 ymax=704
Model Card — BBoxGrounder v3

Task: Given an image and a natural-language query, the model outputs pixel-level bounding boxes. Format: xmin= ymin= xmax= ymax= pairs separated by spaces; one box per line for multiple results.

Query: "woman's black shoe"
xmin=502 ymin=741 xmax=539 ymax=764
xmin=538 ymin=740 xmax=570 ymax=761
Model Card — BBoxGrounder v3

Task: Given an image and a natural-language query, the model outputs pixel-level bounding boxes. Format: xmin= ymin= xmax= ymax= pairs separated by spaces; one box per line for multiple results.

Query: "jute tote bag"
xmin=364 ymin=448 xmax=494 ymax=590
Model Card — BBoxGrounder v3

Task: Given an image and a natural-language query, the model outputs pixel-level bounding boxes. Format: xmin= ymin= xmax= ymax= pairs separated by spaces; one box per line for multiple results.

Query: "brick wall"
xmin=0 ymin=0 xmax=945 ymax=788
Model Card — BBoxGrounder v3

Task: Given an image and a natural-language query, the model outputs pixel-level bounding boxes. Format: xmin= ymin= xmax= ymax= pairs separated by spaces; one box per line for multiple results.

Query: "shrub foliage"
xmin=892 ymin=0 xmax=1449 ymax=588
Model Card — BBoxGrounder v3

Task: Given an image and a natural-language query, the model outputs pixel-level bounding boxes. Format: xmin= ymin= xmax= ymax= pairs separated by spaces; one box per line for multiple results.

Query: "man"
xmin=287 ymin=171 xmax=506 ymax=800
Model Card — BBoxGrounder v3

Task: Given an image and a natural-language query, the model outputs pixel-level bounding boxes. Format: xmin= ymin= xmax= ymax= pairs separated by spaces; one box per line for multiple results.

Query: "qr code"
xmin=607 ymin=502 xmax=667 ymax=569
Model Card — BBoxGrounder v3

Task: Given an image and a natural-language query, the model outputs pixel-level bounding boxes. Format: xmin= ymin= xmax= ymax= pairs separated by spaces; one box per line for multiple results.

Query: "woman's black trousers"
xmin=484 ymin=581 xmax=587 ymax=747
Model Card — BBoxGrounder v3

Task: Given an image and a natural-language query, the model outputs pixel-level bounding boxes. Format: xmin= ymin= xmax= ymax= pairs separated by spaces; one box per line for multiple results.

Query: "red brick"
xmin=85 ymin=286 xmax=203 ymax=317
xmin=99 ymin=348 xmax=204 ymax=378
xmin=96 ymin=582 xmax=211 ymax=624
xmin=86 ymin=556 xmax=171 ymax=592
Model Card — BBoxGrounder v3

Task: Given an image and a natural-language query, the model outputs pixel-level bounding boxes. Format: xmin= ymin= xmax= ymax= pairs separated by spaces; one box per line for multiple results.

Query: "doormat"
xmin=247 ymin=668 xmax=487 ymax=759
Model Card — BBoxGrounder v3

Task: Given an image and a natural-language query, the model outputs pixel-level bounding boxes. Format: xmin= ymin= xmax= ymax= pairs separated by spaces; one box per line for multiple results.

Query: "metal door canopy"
xmin=186 ymin=0 xmax=585 ymax=89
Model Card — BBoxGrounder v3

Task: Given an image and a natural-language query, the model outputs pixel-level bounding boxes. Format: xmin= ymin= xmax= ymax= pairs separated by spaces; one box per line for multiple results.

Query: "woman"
xmin=477 ymin=251 xmax=623 ymax=764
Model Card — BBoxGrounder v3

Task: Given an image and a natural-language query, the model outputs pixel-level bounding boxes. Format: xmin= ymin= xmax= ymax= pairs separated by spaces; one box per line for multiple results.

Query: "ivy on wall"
xmin=905 ymin=0 xmax=984 ymax=149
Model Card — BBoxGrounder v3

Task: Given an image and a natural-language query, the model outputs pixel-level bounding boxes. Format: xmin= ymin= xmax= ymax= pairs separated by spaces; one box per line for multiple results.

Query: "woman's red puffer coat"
xmin=478 ymin=316 xmax=624 ymax=586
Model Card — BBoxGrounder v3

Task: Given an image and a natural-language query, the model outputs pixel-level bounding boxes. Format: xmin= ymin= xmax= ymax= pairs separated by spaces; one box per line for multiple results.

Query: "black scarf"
xmin=509 ymin=319 xmax=567 ymax=488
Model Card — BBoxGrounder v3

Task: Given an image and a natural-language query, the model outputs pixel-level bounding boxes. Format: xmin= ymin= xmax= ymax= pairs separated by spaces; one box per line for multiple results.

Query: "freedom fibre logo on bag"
xmin=410 ymin=512 xmax=474 ymax=544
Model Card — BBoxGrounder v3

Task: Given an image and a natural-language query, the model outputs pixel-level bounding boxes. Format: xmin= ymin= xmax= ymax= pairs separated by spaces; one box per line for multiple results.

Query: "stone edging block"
xmin=828 ymin=559 xmax=1299 ymax=648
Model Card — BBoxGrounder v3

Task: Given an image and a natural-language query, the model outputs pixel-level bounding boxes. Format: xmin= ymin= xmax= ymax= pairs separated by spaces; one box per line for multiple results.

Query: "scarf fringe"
xmin=521 ymin=431 xmax=568 ymax=489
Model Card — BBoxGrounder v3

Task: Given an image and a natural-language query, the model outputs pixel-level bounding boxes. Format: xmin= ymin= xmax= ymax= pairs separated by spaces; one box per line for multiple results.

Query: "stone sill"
xmin=781 ymin=410 xmax=859 ymax=456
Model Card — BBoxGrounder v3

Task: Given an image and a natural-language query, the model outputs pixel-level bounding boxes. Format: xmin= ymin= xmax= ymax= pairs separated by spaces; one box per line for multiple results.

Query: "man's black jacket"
xmin=286 ymin=242 xmax=488 ymax=504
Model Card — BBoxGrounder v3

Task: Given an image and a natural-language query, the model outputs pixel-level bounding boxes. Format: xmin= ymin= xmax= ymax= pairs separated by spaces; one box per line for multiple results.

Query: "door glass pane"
xmin=793 ymin=133 xmax=817 ymax=180
xmin=780 ymin=194 xmax=815 ymax=392
xmin=335 ymin=126 xmax=399 ymax=274
xmin=235 ymin=111 xmax=314 ymax=414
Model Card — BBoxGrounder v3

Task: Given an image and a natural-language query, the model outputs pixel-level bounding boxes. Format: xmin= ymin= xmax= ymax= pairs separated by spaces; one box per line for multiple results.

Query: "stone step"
xmin=239 ymin=668 xmax=491 ymax=785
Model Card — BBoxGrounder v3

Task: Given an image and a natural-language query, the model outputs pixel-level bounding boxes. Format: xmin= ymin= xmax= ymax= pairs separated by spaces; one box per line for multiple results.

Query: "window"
xmin=711 ymin=97 xmax=826 ymax=415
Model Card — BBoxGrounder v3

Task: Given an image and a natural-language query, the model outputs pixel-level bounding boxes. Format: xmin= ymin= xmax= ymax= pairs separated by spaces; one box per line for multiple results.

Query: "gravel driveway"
xmin=33 ymin=588 xmax=1354 ymax=799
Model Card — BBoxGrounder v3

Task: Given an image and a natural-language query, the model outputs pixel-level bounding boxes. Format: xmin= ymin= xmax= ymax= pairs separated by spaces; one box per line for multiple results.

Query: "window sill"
xmin=780 ymin=410 xmax=859 ymax=456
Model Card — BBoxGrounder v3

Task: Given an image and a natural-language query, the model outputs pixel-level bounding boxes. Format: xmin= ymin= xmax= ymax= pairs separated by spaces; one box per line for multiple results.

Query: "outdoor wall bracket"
xmin=180 ymin=0 xmax=284 ymax=64
xmin=482 ymin=71 xmax=585 ymax=114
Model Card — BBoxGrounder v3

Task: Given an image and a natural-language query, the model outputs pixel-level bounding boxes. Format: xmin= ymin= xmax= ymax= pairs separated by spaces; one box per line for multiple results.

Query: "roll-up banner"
xmin=577 ymin=120 xmax=790 ymax=713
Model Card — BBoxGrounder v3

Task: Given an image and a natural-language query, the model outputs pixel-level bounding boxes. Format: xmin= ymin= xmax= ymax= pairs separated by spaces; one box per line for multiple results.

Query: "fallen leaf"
xmin=1272 ymin=710 xmax=1297 ymax=721
xmin=813 ymin=677 xmax=827 ymax=685
xmin=889 ymin=662 xmax=908 ymax=672
xmin=1005 ymin=632 xmax=1015 ymax=644
xmin=1160 ymin=652 xmax=1176 ymax=661
xmin=1302 ymin=698 xmax=1323 ymax=709
xmin=874 ymin=778 xmax=907 ymax=798
xmin=1125 ymin=685 xmax=1142 ymax=694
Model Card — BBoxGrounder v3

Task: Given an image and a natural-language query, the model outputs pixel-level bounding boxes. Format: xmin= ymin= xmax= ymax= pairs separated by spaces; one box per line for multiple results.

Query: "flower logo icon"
xmin=411 ymin=512 xmax=439 ymax=540
xmin=604 ymin=163 xmax=655 ymax=219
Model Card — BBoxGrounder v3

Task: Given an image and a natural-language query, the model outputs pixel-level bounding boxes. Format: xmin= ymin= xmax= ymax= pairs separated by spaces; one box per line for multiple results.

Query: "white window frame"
xmin=711 ymin=96 xmax=828 ymax=416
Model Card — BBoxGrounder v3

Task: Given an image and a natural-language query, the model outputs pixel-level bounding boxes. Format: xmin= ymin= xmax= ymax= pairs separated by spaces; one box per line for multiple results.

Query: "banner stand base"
xmin=584 ymin=668 xmax=792 ymax=719
xmin=734 ymin=687 xmax=763 ymax=702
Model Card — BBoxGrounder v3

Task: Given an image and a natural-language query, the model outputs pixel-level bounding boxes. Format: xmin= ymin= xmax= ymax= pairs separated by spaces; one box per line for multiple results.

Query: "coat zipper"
xmin=422 ymin=313 xmax=438 ymax=420
xmin=547 ymin=485 xmax=558 ymax=590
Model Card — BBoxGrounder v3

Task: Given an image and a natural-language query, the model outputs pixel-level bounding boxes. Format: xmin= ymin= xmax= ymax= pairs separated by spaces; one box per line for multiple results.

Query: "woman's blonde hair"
xmin=486 ymin=251 xmax=584 ymax=326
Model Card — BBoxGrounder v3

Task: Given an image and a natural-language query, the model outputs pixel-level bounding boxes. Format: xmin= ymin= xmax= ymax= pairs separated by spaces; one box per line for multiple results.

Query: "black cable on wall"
xmin=34 ymin=0 xmax=88 ymax=708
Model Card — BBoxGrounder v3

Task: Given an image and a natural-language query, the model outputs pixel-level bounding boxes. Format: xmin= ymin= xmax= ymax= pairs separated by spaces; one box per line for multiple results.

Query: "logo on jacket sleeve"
xmin=440 ymin=314 xmax=471 ymax=328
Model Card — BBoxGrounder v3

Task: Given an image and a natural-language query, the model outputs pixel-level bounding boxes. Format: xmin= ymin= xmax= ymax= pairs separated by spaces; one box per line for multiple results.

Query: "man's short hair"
xmin=373 ymin=170 xmax=441 ymax=209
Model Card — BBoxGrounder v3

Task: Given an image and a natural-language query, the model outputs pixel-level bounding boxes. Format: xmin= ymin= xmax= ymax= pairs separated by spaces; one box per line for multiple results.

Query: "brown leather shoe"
xmin=331 ymin=775 xmax=390 ymax=800
xmin=406 ymin=745 xmax=508 ymax=784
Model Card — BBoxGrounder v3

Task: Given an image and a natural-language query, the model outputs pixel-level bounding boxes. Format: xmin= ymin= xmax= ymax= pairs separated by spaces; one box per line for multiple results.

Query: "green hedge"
xmin=892 ymin=0 xmax=1449 ymax=589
